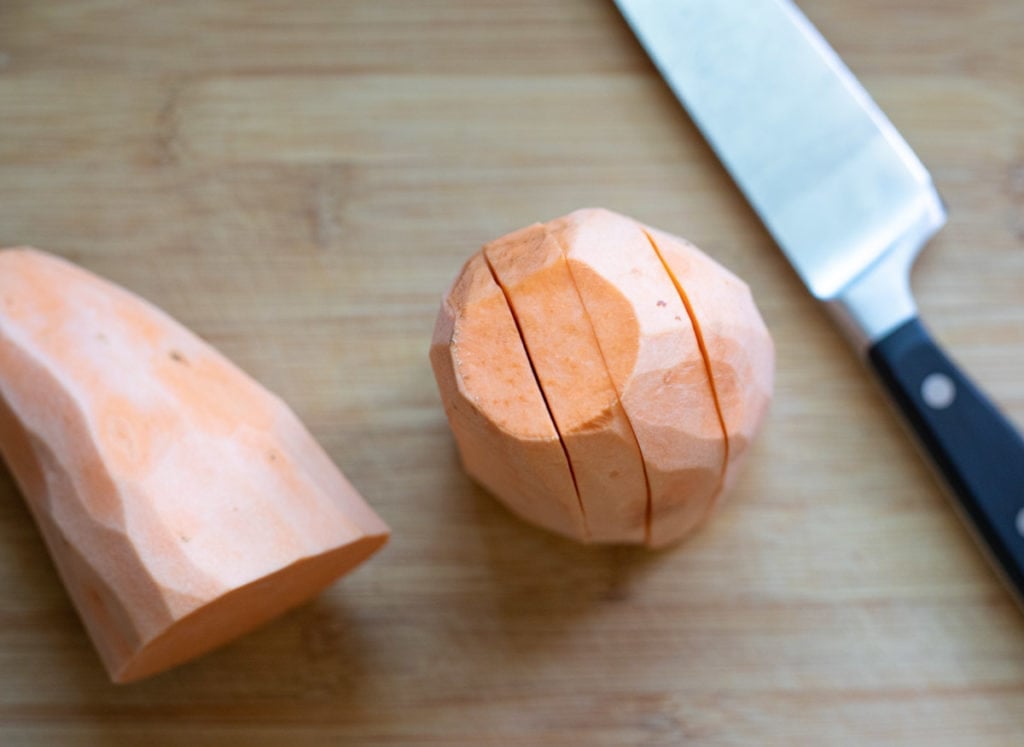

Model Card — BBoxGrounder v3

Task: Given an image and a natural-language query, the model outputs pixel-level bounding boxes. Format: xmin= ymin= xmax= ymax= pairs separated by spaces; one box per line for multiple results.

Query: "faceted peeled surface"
xmin=646 ymin=227 xmax=775 ymax=497
xmin=483 ymin=224 xmax=648 ymax=544
xmin=431 ymin=209 xmax=774 ymax=547
xmin=0 ymin=248 xmax=389 ymax=683
xmin=429 ymin=252 xmax=587 ymax=541
xmin=550 ymin=209 xmax=726 ymax=548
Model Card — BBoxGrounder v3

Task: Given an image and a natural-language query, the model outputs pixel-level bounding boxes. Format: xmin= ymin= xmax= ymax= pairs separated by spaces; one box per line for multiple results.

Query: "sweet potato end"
xmin=112 ymin=532 xmax=387 ymax=683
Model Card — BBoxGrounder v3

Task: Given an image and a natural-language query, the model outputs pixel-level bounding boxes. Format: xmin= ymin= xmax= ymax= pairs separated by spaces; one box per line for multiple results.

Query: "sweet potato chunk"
xmin=484 ymin=224 xmax=648 ymax=544
xmin=429 ymin=252 xmax=587 ymax=541
xmin=431 ymin=209 xmax=774 ymax=548
xmin=646 ymin=227 xmax=775 ymax=498
xmin=0 ymin=248 xmax=389 ymax=682
xmin=551 ymin=209 xmax=725 ymax=547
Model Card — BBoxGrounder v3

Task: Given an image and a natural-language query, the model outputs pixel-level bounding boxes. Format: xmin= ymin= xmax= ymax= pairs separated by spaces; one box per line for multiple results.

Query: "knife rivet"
xmin=921 ymin=372 xmax=956 ymax=410
xmin=1016 ymin=508 xmax=1024 ymax=540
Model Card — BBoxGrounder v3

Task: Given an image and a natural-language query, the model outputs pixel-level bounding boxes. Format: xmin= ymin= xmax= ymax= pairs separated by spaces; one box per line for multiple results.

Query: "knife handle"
xmin=869 ymin=317 xmax=1024 ymax=601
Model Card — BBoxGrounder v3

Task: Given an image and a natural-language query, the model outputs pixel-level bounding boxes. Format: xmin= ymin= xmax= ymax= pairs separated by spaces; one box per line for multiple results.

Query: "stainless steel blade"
xmin=616 ymin=0 xmax=946 ymax=348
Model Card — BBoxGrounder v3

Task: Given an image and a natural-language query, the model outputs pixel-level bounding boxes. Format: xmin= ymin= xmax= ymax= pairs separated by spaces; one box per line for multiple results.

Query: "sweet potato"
xmin=432 ymin=209 xmax=774 ymax=547
xmin=484 ymin=224 xmax=647 ymax=543
xmin=0 ymin=248 xmax=389 ymax=682
xmin=429 ymin=252 xmax=586 ymax=540
xmin=645 ymin=227 xmax=775 ymax=498
xmin=550 ymin=209 xmax=725 ymax=547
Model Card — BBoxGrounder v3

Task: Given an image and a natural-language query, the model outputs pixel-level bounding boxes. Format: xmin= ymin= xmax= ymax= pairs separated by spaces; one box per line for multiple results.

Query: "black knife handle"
xmin=869 ymin=317 xmax=1024 ymax=600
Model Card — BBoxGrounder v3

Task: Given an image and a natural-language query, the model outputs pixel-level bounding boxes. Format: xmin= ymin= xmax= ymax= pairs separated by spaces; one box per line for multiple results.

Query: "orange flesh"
xmin=116 ymin=535 xmax=385 ymax=682
xmin=550 ymin=209 xmax=726 ymax=548
xmin=645 ymin=227 xmax=775 ymax=497
xmin=484 ymin=224 xmax=647 ymax=544
xmin=480 ymin=249 xmax=590 ymax=540
xmin=644 ymin=229 xmax=730 ymax=522
xmin=429 ymin=252 xmax=586 ymax=541
xmin=0 ymin=248 xmax=389 ymax=682
xmin=432 ymin=209 xmax=774 ymax=547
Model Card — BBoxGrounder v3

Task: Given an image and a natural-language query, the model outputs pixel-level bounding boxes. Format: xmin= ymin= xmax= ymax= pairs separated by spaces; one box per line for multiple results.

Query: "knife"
xmin=615 ymin=0 xmax=1024 ymax=602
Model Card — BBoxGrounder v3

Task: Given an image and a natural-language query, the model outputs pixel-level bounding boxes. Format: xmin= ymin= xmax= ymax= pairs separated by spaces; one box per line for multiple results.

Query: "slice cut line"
xmin=550 ymin=208 xmax=725 ymax=548
xmin=429 ymin=252 xmax=587 ymax=541
xmin=485 ymin=224 xmax=648 ymax=544
xmin=644 ymin=225 xmax=775 ymax=504
xmin=481 ymin=248 xmax=591 ymax=541
xmin=644 ymin=228 xmax=730 ymax=523
xmin=543 ymin=226 xmax=655 ymax=546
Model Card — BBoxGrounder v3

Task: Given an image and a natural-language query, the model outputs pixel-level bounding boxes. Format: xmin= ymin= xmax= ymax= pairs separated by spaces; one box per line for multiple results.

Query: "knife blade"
xmin=616 ymin=0 xmax=1024 ymax=603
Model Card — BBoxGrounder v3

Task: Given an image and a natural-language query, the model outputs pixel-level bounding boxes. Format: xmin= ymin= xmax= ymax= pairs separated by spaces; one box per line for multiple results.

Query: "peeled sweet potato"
xmin=0 ymin=248 xmax=389 ymax=682
xmin=483 ymin=225 xmax=647 ymax=543
xmin=431 ymin=209 xmax=774 ymax=547
xmin=429 ymin=252 xmax=586 ymax=540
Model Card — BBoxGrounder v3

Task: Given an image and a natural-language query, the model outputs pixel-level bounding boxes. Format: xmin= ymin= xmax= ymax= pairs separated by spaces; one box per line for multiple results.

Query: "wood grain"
xmin=1 ymin=0 xmax=1023 ymax=743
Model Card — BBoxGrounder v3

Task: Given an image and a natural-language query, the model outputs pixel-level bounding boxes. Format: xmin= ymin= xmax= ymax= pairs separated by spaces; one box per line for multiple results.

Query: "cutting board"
xmin=1 ymin=1 xmax=1023 ymax=744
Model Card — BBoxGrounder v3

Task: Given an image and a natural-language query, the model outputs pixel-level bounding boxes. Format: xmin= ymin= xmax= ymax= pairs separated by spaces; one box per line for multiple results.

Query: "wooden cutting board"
xmin=1 ymin=1 xmax=1022 ymax=743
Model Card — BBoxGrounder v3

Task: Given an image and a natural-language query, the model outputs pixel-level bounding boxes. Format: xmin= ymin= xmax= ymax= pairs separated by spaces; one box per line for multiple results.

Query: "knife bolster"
xmin=824 ymin=202 xmax=944 ymax=352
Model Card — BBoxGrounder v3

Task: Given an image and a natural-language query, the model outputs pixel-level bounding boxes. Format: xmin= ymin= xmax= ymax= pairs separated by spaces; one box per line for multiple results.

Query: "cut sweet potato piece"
xmin=429 ymin=252 xmax=587 ymax=541
xmin=550 ymin=209 xmax=726 ymax=548
xmin=484 ymin=224 xmax=648 ymax=544
xmin=645 ymin=227 xmax=775 ymax=497
xmin=430 ymin=209 xmax=774 ymax=547
xmin=0 ymin=248 xmax=389 ymax=683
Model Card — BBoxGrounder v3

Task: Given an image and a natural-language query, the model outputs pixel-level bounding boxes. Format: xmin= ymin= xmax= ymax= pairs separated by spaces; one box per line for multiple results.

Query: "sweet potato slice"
xmin=645 ymin=228 xmax=775 ymax=496
xmin=430 ymin=252 xmax=587 ymax=541
xmin=0 ymin=248 xmax=389 ymax=683
xmin=550 ymin=209 xmax=726 ymax=547
xmin=484 ymin=224 xmax=648 ymax=544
